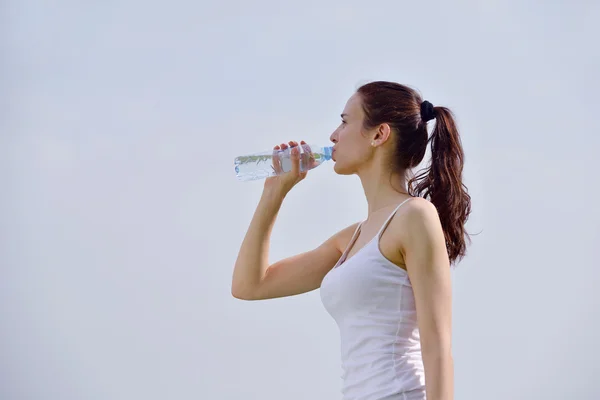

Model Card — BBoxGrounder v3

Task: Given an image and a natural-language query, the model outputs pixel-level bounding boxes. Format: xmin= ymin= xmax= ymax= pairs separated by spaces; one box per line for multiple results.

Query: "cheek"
xmin=333 ymin=146 xmax=368 ymax=175
xmin=338 ymin=127 xmax=358 ymax=148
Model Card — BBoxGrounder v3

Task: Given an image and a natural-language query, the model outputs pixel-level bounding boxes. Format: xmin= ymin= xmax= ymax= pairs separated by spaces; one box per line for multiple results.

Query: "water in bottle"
xmin=234 ymin=143 xmax=333 ymax=181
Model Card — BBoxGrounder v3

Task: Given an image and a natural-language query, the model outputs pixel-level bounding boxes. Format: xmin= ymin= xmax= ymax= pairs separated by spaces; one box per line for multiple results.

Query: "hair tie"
xmin=420 ymin=100 xmax=436 ymax=122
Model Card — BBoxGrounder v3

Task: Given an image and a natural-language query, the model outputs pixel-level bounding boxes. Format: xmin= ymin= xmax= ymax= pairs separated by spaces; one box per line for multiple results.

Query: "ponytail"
xmin=356 ymin=81 xmax=472 ymax=264
xmin=408 ymin=107 xmax=471 ymax=264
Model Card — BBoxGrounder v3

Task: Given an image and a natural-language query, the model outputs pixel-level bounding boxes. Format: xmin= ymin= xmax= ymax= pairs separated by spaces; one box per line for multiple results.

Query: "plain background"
xmin=2 ymin=1 xmax=599 ymax=399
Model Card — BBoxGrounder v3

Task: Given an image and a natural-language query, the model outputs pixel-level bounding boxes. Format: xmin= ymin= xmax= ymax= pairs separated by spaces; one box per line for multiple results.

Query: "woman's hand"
xmin=263 ymin=140 xmax=314 ymax=197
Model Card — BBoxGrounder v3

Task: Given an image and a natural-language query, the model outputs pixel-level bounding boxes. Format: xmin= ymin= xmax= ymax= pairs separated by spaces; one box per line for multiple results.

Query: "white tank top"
xmin=320 ymin=198 xmax=426 ymax=400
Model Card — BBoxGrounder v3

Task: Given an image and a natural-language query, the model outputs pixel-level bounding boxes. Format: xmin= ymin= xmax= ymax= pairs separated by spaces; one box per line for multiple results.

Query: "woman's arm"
xmin=231 ymin=184 xmax=359 ymax=301
xmin=400 ymin=199 xmax=454 ymax=400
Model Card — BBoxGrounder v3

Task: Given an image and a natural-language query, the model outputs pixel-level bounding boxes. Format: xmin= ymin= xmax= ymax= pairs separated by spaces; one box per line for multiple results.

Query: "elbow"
xmin=231 ymin=286 xmax=247 ymax=300
xmin=231 ymin=286 xmax=257 ymax=301
xmin=231 ymin=269 xmax=264 ymax=301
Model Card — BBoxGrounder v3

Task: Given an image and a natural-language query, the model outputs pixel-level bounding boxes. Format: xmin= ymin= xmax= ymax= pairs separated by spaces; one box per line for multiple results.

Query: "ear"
xmin=372 ymin=123 xmax=392 ymax=146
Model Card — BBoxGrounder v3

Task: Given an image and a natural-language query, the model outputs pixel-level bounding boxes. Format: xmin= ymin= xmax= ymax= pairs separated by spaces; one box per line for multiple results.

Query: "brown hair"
xmin=357 ymin=81 xmax=471 ymax=264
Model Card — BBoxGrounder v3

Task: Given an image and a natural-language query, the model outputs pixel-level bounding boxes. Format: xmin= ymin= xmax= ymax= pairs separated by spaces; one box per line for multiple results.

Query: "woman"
xmin=231 ymin=81 xmax=471 ymax=400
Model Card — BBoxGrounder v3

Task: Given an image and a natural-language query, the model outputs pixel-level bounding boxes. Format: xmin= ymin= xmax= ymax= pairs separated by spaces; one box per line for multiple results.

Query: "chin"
xmin=333 ymin=161 xmax=354 ymax=176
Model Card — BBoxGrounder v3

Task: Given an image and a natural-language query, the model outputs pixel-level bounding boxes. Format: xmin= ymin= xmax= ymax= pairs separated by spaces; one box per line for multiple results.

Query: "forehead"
xmin=343 ymin=93 xmax=364 ymax=116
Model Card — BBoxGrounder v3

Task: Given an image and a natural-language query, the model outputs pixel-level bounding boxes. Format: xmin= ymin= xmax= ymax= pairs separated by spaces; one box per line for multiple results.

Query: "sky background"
xmin=1 ymin=1 xmax=599 ymax=399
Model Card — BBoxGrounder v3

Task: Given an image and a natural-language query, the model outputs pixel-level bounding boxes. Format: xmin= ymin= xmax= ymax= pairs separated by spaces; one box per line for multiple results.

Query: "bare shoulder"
xmin=385 ymin=197 xmax=444 ymax=256
xmin=380 ymin=197 xmax=443 ymax=269
xmin=328 ymin=221 xmax=361 ymax=253
xmin=403 ymin=197 xmax=441 ymax=223
xmin=388 ymin=197 xmax=439 ymax=227
xmin=395 ymin=197 xmax=446 ymax=256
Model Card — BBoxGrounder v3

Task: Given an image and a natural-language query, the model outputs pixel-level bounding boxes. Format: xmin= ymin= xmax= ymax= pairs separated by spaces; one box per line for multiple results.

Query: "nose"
xmin=329 ymin=129 xmax=338 ymax=144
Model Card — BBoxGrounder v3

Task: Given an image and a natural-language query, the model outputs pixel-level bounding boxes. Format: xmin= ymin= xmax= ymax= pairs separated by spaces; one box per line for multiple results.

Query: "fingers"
xmin=273 ymin=140 xmax=310 ymax=178
xmin=272 ymin=145 xmax=282 ymax=174
xmin=289 ymin=141 xmax=300 ymax=175
xmin=272 ymin=142 xmax=295 ymax=175
xmin=300 ymin=140 xmax=315 ymax=169
xmin=293 ymin=140 xmax=311 ymax=179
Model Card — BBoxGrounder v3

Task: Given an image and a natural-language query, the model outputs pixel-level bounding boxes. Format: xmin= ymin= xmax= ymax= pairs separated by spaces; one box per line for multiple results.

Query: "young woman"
xmin=232 ymin=81 xmax=472 ymax=400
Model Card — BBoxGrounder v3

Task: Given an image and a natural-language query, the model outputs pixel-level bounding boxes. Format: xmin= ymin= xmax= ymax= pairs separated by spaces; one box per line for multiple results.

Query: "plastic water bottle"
xmin=234 ymin=144 xmax=333 ymax=181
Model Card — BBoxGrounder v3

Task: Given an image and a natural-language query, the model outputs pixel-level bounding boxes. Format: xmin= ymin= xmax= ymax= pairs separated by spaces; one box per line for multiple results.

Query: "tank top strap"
xmin=349 ymin=221 xmax=363 ymax=244
xmin=375 ymin=197 xmax=413 ymax=239
xmin=337 ymin=221 xmax=363 ymax=266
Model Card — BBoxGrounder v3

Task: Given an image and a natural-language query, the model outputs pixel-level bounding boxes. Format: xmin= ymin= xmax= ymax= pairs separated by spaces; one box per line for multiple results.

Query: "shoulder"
xmin=392 ymin=197 xmax=445 ymax=253
xmin=321 ymin=221 xmax=361 ymax=254
xmin=403 ymin=197 xmax=441 ymax=226
xmin=336 ymin=221 xmax=362 ymax=244
xmin=390 ymin=197 xmax=440 ymax=228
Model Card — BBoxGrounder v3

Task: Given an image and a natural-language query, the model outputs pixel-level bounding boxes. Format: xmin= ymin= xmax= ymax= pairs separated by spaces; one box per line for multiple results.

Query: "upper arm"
xmin=399 ymin=200 xmax=452 ymax=353
xmin=245 ymin=222 xmax=359 ymax=301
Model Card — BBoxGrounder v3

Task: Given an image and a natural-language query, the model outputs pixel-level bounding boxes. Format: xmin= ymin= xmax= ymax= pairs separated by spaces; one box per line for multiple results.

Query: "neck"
xmin=357 ymin=160 xmax=410 ymax=217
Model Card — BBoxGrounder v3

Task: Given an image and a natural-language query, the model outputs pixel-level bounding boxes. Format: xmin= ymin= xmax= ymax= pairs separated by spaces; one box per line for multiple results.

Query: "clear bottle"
xmin=234 ymin=144 xmax=333 ymax=181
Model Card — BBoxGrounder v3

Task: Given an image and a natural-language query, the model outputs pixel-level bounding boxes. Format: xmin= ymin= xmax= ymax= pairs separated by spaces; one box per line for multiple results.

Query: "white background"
xmin=2 ymin=1 xmax=599 ymax=399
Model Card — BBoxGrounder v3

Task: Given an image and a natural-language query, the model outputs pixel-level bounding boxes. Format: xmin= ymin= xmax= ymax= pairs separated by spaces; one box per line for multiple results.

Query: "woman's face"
xmin=329 ymin=93 xmax=375 ymax=175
